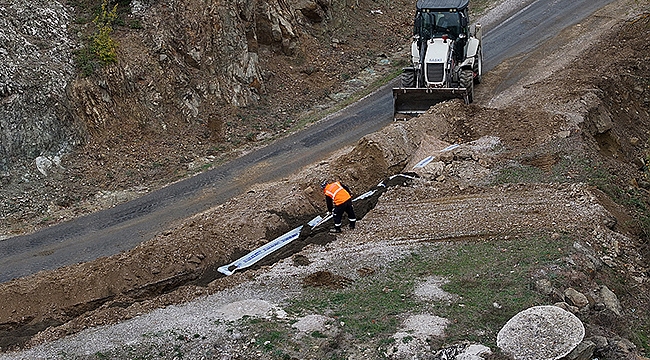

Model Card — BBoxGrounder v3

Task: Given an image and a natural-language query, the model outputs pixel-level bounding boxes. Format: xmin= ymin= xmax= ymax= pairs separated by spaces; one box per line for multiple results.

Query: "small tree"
xmin=92 ymin=0 xmax=118 ymax=64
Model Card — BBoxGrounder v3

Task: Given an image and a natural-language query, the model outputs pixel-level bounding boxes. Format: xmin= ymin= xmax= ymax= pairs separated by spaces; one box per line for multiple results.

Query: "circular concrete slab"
xmin=497 ymin=305 xmax=585 ymax=360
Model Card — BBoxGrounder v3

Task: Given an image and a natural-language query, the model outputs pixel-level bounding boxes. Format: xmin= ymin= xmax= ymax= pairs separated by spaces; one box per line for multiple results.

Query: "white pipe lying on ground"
xmin=217 ymin=226 xmax=303 ymax=276
xmin=412 ymin=144 xmax=459 ymax=169
xmin=217 ymin=215 xmax=326 ymax=276
xmin=413 ymin=155 xmax=435 ymax=168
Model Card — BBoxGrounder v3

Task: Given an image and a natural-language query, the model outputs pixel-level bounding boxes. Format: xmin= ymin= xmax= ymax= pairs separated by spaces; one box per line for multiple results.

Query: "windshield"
xmin=414 ymin=10 xmax=461 ymax=40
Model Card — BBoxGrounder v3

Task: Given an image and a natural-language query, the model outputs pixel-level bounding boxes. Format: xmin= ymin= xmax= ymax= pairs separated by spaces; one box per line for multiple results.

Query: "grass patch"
xmin=311 ymin=330 xmax=327 ymax=338
xmin=492 ymin=163 xmax=546 ymax=184
xmin=551 ymin=156 xmax=650 ymax=235
xmin=289 ymin=270 xmax=419 ymax=341
xmin=493 ymin=155 xmax=650 ymax=233
xmin=428 ymin=235 xmax=570 ymax=348
xmin=241 ymin=318 xmax=295 ymax=359
xmin=286 ymin=234 xmax=571 ymax=356
xmin=470 ymin=0 xmax=495 ymax=16
xmin=633 ymin=327 xmax=650 ymax=354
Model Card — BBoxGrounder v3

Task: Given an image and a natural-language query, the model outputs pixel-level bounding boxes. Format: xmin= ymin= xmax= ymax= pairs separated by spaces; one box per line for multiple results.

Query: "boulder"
xmin=561 ymin=340 xmax=595 ymax=360
xmin=497 ymin=305 xmax=585 ymax=360
xmin=599 ymin=285 xmax=622 ymax=316
xmin=564 ymin=288 xmax=589 ymax=309
xmin=581 ymin=92 xmax=613 ymax=134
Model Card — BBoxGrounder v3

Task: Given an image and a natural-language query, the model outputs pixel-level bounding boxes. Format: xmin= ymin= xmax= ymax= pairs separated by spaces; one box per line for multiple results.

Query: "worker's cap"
xmin=320 ymin=180 xmax=328 ymax=189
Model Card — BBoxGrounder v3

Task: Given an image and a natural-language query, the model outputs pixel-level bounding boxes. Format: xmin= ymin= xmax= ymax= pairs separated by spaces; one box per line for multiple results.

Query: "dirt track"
xmin=0 ymin=0 xmax=649 ymax=358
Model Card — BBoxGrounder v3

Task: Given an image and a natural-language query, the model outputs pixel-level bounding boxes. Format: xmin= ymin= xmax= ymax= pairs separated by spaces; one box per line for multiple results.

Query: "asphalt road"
xmin=0 ymin=0 xmax=616 ymax=283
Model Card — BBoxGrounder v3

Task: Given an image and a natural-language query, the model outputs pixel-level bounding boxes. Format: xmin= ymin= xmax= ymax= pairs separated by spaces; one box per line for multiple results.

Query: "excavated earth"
xmin=1 ymin=0 xmax=650 ymax=358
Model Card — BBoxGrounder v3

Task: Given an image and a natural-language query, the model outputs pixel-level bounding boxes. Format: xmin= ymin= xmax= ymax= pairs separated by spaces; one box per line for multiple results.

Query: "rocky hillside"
xmin=0 ymin=0 xmax=80 ymax=171
xmin=0 ymin=0 xmax=317 ymax=170
xmin=0 ymin=0 xmax=415 ymax=237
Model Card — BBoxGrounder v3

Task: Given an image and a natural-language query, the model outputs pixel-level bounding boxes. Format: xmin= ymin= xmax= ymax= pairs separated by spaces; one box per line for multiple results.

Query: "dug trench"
xmin=0 ymin=159 xmax=418 ymax=351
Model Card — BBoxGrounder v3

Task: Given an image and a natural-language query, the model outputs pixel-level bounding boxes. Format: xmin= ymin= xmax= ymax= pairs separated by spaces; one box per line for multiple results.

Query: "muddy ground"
xmin=0 ymin=0 xmax=649 ymax=358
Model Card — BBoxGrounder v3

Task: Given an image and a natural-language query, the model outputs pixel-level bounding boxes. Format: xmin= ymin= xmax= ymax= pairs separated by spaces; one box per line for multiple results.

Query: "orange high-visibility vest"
xmin=324 ymin=182 xmax=351 ymax=206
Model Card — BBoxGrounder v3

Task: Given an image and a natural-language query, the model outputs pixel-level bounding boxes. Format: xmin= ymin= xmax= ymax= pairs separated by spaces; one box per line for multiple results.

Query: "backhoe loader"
xmin=393 ymin=0 xmax=482 ymax=118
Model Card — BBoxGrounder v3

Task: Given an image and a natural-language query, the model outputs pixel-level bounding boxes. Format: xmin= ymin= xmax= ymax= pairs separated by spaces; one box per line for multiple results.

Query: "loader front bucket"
xmin=393 ymin=87 xmax=470 ymax=117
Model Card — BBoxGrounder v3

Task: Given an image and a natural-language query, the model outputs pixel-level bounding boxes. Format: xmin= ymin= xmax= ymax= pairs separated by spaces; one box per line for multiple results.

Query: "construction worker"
xmin=321 ymin=180 xmax=356 ymax=233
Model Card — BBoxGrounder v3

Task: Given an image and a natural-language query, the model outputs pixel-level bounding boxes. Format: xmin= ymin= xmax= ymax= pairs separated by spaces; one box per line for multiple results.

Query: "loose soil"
xmin=1 ymin=0 xmax=650 ymax=358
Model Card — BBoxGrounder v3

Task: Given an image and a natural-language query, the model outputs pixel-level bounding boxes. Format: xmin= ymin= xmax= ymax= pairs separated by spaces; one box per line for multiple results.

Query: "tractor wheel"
xmin=460 ymin=69 xmax=474 ymax=104
xmin=473 ymin=47 xmax=483 ymax=84
xmin=401 ymin=69 xmax=415 ymax=88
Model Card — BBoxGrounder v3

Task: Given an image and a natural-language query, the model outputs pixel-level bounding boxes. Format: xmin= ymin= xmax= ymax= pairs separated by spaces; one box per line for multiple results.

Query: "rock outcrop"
xmin=0 ymin=0 xmax=81 ymax=172
xmin=0 ymin=0 xmax=331 ymax=172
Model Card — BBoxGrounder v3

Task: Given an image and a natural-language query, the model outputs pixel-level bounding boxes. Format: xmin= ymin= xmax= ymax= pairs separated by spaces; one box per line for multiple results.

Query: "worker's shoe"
xmin=349 ymin=221 xmax=356 ymax=230
xmin=329 ymin=226 xmax=342 ymax=233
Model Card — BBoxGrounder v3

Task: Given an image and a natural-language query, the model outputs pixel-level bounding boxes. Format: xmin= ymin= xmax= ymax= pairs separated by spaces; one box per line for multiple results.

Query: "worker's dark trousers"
xmin=333 ymin=199 xmax=356 ymax=230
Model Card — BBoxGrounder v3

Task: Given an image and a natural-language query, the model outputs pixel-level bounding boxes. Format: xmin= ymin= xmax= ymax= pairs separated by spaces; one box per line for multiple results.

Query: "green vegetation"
xmin=92 ymin=0 xmax=119 ymax=63
xmin=284 ymin=234 xmax=571 ymax=356
xmin=287 ymin=257 xmax=422 ymax=343
xmin=470 ymin=0 xmax=494 ymax=16
xmin=492 ymin=163 xmax=546 ymax=184
xmin=428 ymin=235 xmax=568 ymax=347
xmin=243 ymin=318 xmax=294 ymax=359
xmin=635 ymin=328 xmax=650 ymax=354
xmin=74 ymin=0 xmax=119 ymax=76
xmin=561 ymin=155 xmax=650 ymax=235
xmin=493 ymin=150 xmax=650 ymax=352
xmin=493 ymin=153 xmax=650 ymax=232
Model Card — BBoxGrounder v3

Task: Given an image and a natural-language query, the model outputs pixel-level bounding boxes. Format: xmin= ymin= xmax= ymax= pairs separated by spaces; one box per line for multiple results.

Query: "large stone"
xmin=581 ymin=92 xmax=613 ymax=134
xmin=599 ymin=285 xmax=622 ymax=316
xmin=561 ymin=340 xmax=595 ymax=360
xmin=497 ymin=305 xmax=585 ymax=360
xmin=564 ymin=288 xmax=589 ymax=309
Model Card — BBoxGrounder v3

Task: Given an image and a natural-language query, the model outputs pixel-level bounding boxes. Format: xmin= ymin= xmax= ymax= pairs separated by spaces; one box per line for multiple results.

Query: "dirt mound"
xmin=303 ymin=270 xmax=353 ymax=289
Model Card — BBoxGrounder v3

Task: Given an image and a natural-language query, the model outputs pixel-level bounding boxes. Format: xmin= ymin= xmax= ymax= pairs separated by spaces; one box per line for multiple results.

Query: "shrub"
xmin=91 ymin=0 xmax=118 ymax=64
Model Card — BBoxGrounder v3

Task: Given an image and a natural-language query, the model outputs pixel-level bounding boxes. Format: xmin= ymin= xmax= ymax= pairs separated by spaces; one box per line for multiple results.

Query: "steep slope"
xmin=0 ymin=0 xmax=414 ymax=236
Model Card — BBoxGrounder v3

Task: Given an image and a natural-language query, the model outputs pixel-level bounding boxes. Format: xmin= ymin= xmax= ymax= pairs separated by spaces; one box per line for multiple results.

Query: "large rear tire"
xmin=460 ymin=69 xmax=474 ymax=104
xmin=473 ymin=46 xmax=483 ymax=85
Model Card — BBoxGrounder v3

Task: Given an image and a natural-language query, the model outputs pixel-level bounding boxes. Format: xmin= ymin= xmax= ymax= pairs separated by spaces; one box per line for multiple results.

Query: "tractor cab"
xmin=413 ymin=0 xmax=471 ymax=62
xmin=414 ymin=9 xmax=464 ymax=40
